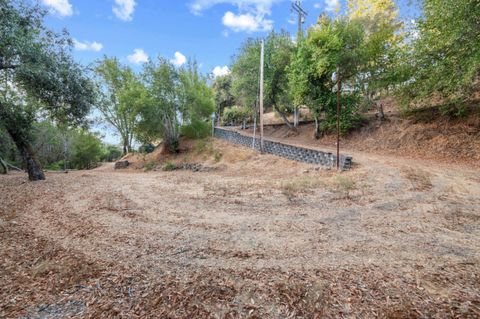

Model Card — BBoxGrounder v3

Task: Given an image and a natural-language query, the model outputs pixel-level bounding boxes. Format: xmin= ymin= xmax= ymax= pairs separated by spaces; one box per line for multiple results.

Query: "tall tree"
xmin=0 ymin=0 xmax=96 ymax=180
xmin=178 ymin=60 xmax=215 ymax=138
xmin=347 ymin=0 xmax=403 ymax=117
xmin=399 ymin=0 xmax=480 ymax=114
xmin=137 ymin=57 xmax=180 ymax=152
xmin=95 ymin=57 xmax=144 ymax=155
xmin=231 ymin=31 xmax=295 ymax=128
xmin=212 ymin=73 xmax=235 ymax=120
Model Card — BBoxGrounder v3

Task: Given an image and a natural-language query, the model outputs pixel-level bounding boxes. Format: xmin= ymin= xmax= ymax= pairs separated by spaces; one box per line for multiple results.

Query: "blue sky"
xmin=41 ymin=0 xmax=419 ymax=76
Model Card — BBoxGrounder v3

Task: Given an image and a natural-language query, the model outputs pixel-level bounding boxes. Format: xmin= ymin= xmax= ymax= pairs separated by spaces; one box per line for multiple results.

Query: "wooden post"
xmin=259 ymin=39 xmax=265 ymax=152
xmin=336 ymin=78 xmax=341 ymax=170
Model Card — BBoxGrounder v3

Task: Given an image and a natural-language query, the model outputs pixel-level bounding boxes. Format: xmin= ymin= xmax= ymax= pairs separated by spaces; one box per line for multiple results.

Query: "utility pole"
xmin=291 ymin=1 xmax=307 ymax=127
xmin=291 ymin=0 xmax=308 ymax=40
xmin=259 ymin=39 xmax=265 ymax=152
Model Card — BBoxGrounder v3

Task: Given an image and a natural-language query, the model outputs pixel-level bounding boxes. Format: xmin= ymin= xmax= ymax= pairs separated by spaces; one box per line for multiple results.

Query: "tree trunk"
xmin=293 ymin=107 xmax=299 ymax=128
xmin=22 ymin=143 xmax=45 ymax=181
xmin=0 ymin=157 xmax=8 ymax=174
xmin=378 ymin=103 xmax=386 ymax=121
xmin=4 ymin=124 xmax=45 ymax=181
xmin=314 ymin=117 xmax=322 ymax=139
xmin=275 ymin=108 xmax=294 ymax=130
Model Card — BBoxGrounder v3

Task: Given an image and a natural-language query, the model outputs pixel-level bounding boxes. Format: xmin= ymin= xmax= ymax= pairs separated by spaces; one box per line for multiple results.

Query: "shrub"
xmin=144 ymin=161 xmax=157 ymax=171
xmin=101 ymin=145 xmax=123 ymax=162
xmin=162 ymin=161 xmax=176 ymax=171
xmin=139 ymin=143 xmax=155 ymax=154
xmin=321 ymin=94 xmax=365 ymax=135
xmin=222 ymin=106 xmax=252 ymax=126
xmin=181 ymin=119 xmax=211 ymax=139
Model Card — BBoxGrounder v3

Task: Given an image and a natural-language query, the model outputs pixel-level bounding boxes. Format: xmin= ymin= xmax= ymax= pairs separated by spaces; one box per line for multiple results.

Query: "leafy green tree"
xmin=288 ymin=38 xmax=334 ymax=138
xmin=101 ymin=145 xmax=123 ymax=162
xmin=137 ymin=57 xmax=180 ymax=152
xmin=95 ymin=57 xmax=144 ymax=155
xmin=231 ymin=31 xmax=295 ymax=127
xmin=290 ymin=15 xmax=366 ymax=137
xmin=212 ymin=74 xmax=235 ymax=119
xmin=398 ymin=0 xmax=480 ymax=114
xmin=231 ymin=38 xmax=261 ymax=113
xmin=178 ymin=61 xmax=215 ymax=138
xmin=347 ymin=0 xmax=403 ymax=117
xmin=0 ymin=0 xmax=96 ymax=180
xmin=70 ymin=130 xmax=103 ymax=169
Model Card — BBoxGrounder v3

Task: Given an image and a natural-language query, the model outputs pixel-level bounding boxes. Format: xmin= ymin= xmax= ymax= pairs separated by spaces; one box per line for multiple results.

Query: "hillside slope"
xmin=243 ymin=106 xmax=480 ymax=167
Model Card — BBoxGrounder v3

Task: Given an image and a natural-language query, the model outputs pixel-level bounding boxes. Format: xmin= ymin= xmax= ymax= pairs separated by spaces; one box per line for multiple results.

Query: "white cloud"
xmin=222 ymin=11 xmax=273 ymax=32
xmin=113 ymin=0 xmax=136 ymax=21
xmin=313 ymin=3 xmax=321 ymax=9
xmin=73 ymin=39 xmax=103 ymax=52
xmin=212 ymin=66 xmax=231 ymax=77
xmin=190 ymin=0 xmax=279 ymax=33
xmin=128 ymin=49 xmax=149 ymax=64
xmin=41 ymin=0 xmax=73 ymax=17
xmin=325 ymin=0 xmax=340 ymax=12
xmin=171 ymin=51 xmax=187 ymax=67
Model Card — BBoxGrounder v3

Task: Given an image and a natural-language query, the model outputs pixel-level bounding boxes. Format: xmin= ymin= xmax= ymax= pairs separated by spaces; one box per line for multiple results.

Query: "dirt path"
xmin=1 ymin=140 xmax=479 ymax=318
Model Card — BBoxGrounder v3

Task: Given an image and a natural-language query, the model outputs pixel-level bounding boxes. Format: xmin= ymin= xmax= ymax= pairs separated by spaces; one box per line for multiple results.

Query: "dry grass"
xmin=402 ymin=167 xmax=433 ymax=191
xmin=1 ymin=139 xmax=480 ymax=318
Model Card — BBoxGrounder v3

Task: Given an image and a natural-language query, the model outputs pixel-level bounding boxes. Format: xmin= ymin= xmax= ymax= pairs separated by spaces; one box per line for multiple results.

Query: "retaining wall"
xmin=214 ymin=128 xmax=352 ymax=170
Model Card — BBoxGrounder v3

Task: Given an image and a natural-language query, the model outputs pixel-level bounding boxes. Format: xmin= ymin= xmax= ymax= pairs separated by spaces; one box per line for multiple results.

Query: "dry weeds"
xmin=1 ymin=140 xmax=480 ymax=318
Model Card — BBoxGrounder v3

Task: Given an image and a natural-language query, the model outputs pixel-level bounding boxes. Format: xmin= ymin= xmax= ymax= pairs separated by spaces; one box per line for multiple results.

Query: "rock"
xmin=114 ymin=161 xmax=130 ymax=169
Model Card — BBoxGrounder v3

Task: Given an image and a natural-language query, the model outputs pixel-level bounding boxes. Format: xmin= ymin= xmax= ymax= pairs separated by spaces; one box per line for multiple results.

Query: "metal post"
xmin=211 ymin=113 xmax=215 ymax=137
xmin=259 ymin=39 xmax=265 ymax=152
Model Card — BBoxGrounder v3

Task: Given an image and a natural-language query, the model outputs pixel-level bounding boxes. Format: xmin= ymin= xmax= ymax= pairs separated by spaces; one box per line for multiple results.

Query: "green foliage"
xmin=44 ymin=160 xmax=65 ymax=171
xmin=137 ymin=57 xmax=180 ymax=152
xmin=231 ymin=31 xmax=295 ymax=121
xmin=398 ymin=0 xmax=480 ymax=114
xmin=95 ymin=57 xmax=144 ymax=154
xmin=138 ymin=143 xmax=155 ymax=154
xmin=212 ymin=74 xmax=235 ymax=116
xmin=321 ymin=94 xmax=365 ymax=135
xmin=181 ymin=120 xmax=211 ymax=139
xmin=231 ymin=38 xmax=261 ymax=110
xmin=136 ymin=58 xmax=215 ymax=150
xmin=101 ymin=145 xmax=123 ymax=162
xmin=222 ymin=106 xmax=252 ymax=126
xmin=144 ymin=161 xmax=157 ymax=171
xmin=178 ymin=61 xmax=215 ymax=139
xmin=70 ymin=130 xmax=103 ymax=170
xmin=0 ymin=0 xmax=96 ymax=180
xmin=162 ymin=161 xmax=176 ymax=171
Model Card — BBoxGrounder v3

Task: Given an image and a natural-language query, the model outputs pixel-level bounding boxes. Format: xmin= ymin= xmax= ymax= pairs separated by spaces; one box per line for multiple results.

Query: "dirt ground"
xmin=1 ymin=139 xmax=480 ymax=318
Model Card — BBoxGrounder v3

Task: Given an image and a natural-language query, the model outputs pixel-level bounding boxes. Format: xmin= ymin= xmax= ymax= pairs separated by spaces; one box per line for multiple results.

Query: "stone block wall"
xmin=214 ymin=128 xmax=352 ymax=170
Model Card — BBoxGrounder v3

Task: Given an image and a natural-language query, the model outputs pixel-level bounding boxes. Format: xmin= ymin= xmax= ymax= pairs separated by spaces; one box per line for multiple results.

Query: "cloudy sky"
xmin=41 ymin=0 xmax=417 ymax=77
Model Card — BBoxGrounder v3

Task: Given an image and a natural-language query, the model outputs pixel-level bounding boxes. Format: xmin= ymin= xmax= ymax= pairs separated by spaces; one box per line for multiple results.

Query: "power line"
xmin=291 ymin=0 xmax=308 ymax=39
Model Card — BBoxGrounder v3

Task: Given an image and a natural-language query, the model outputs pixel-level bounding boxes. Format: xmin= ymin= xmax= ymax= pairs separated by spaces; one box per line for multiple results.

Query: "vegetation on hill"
xmin=213 ymin=0 xmax=479 ymax=137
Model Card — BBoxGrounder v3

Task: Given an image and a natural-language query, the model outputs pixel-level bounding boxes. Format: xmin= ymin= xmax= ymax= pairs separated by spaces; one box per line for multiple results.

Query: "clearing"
xmin=1 ymin=139 xmax=480 ymax=318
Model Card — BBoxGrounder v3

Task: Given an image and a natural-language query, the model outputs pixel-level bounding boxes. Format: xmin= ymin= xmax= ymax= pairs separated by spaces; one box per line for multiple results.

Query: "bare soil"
xmin=1 ymin=139 xmax=480 ymax=318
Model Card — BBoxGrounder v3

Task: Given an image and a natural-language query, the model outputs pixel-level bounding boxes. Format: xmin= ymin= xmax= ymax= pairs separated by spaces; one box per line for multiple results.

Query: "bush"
xmin=162 ymin=161 xmax=176 ymax=171
xmin=144 ymin=161 xmax=157 ymax=171
xmin=181 ymin=119 xmax=211 ymax=139
xmin=321 ymin=94 xmax=365 ymax=135
xmin=44 ymin=160 xmax=66 ymax=171
xmin=71 ymin=131 xmax=104 ymax=169
xmin=222 ymin=106 xmax=252 ymax=126
xmin=101 ymin=145 xmax=123 ymax=162
xmin=138 ymin=143 xmax=155 ymax=154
